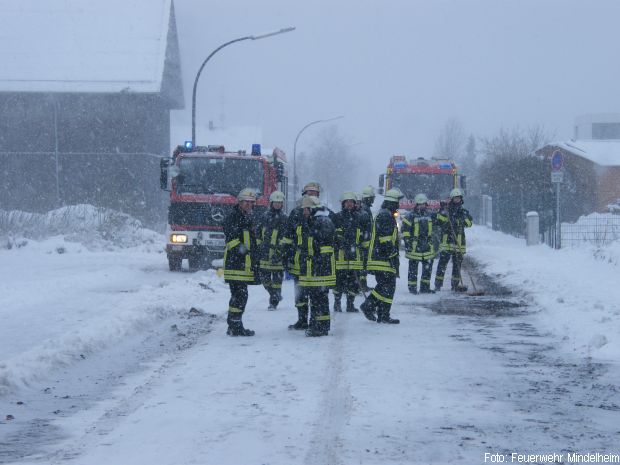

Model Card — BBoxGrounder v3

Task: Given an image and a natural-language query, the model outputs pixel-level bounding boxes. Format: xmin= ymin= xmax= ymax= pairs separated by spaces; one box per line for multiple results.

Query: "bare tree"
xmin=478 ymin=125 xmax=560 ymax=235
xmin=298 ymin=125 xmax=359 ymax=208
xmin=434 ymin=118 xmax=466 ymax=162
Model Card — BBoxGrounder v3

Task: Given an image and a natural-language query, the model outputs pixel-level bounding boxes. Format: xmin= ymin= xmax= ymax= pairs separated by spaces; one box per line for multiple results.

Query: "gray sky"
xmin=171 ymin=0 xmax=620 ymax=181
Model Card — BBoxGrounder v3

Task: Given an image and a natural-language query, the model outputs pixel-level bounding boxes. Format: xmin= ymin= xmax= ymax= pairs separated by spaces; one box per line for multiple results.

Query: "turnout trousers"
xmin=227 ymin=282 xmax=248 ymax=329
xmin=364 ymin=270 xmax=396 ymax=320
xmin=260 ymin=269 xmax=283 ymax=308
xmin=334 ymin=270 xmax=360 ymax=311
xmin=298 ymin=286 xmax=330 ymax=334
xmin=434 ymin=251 xmax=463 ymax=291
xmin=408 ymin=259 xmax=434 ymax=293
xmin=293 ymin=277 xmax=310 ymax=325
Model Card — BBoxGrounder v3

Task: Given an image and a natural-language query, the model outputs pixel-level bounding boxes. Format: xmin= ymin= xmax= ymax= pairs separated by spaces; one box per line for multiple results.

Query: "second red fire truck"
xmin=378 ymin=155 xmax=466 ymax=211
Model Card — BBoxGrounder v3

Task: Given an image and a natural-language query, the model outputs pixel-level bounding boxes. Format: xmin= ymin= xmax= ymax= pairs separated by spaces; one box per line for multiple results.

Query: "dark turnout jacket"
xmin=334 ymin=208 xmax=363 ymax=270
xmin=436 ymin=203 xmax=473 ymax=254
xmin=366 ymin=206 xmax=399 ymax=274
xmin=223 ymin=204 xmax=259 ymax=284
xmin=257 ymin=208 xmax=288 ymax=271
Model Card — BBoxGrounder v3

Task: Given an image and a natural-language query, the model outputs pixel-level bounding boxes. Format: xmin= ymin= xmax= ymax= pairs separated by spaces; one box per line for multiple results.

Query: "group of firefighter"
xmin=222 ymin=181 xmax=473 ymax=337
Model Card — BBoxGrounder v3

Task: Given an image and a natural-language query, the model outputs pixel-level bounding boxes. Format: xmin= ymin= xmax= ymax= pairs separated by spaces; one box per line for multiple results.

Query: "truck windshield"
xmin=391 ymin=173 xmax=454 ymax=200
xmin=176 ymin=157 xmax=264 ymax=196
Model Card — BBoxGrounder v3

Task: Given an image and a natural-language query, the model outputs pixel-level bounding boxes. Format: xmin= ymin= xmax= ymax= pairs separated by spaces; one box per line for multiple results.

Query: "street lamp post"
xmin=292 ymin=115 xmax=344 ymax=201
xmin=52 ymin=96 xmax=61 ymax=207
xmin=191 ymin=27 xmax=295 ymax=146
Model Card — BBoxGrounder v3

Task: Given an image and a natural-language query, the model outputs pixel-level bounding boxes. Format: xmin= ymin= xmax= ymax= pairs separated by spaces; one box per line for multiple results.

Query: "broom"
xmin=446 ymin=213 xmax=485 ymax=296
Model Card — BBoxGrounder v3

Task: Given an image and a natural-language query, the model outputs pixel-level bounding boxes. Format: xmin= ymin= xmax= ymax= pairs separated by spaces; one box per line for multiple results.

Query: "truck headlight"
xmin=170 ymin=234 xmax=188 ymax=244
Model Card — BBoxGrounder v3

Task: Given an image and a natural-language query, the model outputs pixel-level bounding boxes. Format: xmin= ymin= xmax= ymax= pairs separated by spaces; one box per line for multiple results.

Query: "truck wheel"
xmin=168 ymin=255 xmax=182 ymax=272
xmin=201 ymin=252 xmax=214 ymax=270
xmin=188 ymin=255 xmax=202 ymax=272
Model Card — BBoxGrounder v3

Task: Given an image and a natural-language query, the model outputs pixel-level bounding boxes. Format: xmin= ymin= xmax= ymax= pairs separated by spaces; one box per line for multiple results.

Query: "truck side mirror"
xmin=275 ymin=162 xmax=285 ymax=182
xmin=160 ymin=158 xmax=171 ymax=190
xmin=460 ymin=175 xmax=467 ymax=192
xmin=378 ymin=174 xmax=385 ymax=195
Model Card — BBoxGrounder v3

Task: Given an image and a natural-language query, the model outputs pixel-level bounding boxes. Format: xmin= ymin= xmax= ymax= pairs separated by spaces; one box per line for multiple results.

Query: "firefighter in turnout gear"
xmin=360 ymin=188 xmax=403 ymax=324
xmin=358 ymin=185 xmax=375 ymax=292
xmin=257 ymin=191 xmax=288 ymax=310
xmin=281 ymin=182 xmax=322 ymax=330
xmin=223 ymin=188 xmax=260 ymax=336
xmin=287 ymin=196 xmax=336 ymax=336
xmin=282 ymin=182 xmax=336 ymax=331
xmin=434 ymin=188 xmax=473 ymax=292
xmin=333 ymin=192 xmax=363 ymax=313
xmin=402 ymin=193 xmax=437 ymax=294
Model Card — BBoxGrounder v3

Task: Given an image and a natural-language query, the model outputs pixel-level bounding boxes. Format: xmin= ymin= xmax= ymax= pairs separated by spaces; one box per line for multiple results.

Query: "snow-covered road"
xmin=2 ymin=228 xmax=620 ymax=465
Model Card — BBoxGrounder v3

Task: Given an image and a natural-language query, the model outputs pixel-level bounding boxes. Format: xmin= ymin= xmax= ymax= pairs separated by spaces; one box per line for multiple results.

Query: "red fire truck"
xmin=160 ymin=142 xmax=287 ymax=271
xmin=378 ymin=155 xmax=466 ymax=211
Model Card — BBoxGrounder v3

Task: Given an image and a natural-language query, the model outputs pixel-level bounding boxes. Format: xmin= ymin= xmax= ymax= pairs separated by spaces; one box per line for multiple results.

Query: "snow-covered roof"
xmin=552 ymin=140 xmax=620 ymax=167
xmin=0 ymin=0 xmax=176 ymax=94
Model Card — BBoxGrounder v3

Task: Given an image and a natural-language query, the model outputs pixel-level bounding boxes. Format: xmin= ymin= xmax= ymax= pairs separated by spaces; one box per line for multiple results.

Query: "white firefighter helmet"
xmin=301 ymin=195 xmax=321 ymax=209
xmin=237 ymin=188 xmax=257 ymax=202
xmin=384 ymin=188 xmax=404 ymax=202
xmin=450 ymin=188 xmax=464 ymax=199
xmin=269 ymin=190 xmax=285 ymax=203
xmin=414 ymin=193 xmax=429 ymax=204
xmin=302 ymin=181 xmax=321 ymax=195
xmin=340 ymin=191 xmax=357 ymax=202
xmin=361 ymin=185 xmax=375 ymax=199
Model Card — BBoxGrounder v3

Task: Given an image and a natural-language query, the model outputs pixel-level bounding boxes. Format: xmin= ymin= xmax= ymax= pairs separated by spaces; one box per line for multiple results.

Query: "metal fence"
xmin=561 ymin=216 xmax=620 ymax=247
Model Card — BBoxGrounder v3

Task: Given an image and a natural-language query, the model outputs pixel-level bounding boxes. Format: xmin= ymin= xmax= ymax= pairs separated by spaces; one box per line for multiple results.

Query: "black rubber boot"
xmin=305 ymin=326 xmax=328 ymax=337
xmin=377 ymin=309 xmax=400 ymax=324
xmin=227 ymin=321 xmax=255 ymax=336
xmin=268 ymin=290 xmax=279 ymax=310
xmin=333 ymin=295 xmax=342 ymax=312
xmin=288 ymin=319 xmax=309 ymax=330
xmin=346 ymin=295 xmax=359 ymax=312
xmin=420 ymin=285 xmax=435 ymax=294
xmin=409 ymin=287 xmax=418 ymax=294
xmin=288 ymin=307 xmax=309 ymax=330
xmin=360 ymin=300 xmax=377 ymax=321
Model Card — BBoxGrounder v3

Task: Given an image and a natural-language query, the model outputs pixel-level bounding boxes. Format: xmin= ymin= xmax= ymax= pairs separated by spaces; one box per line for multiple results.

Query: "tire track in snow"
xmin=26 ymin=313 xmax=217 ymax=465
xmin=304 ymin=313 xmax=354 ymax=465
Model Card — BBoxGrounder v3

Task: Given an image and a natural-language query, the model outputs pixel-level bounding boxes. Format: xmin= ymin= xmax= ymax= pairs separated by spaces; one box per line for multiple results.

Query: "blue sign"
xmin=551 ymin=150 xmax=564 ymax=171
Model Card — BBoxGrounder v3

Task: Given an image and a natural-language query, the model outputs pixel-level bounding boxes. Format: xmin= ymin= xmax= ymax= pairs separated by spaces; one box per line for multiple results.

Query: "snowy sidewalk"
xmin=468 ymin=225 xmax=620 ymax=361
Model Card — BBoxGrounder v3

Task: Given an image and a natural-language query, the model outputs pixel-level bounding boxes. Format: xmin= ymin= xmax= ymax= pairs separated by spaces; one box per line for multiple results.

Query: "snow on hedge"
xmin=0 ymin=204 xmax=164 ymax=252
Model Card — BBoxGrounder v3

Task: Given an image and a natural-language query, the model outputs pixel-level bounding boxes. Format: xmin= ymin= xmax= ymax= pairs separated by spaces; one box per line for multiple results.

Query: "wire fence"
xmin=561 ymin=216 xmax=620 ymax=247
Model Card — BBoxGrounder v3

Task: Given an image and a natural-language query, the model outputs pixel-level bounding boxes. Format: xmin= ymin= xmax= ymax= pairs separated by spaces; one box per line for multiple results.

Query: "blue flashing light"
xmin=251 ymin=144 xmax=261 ymax=156
xmin=393 ymin=162 xmax=407 ymax=169
xmin=184 ymin=140 xmax=193 ymax=151
xmin=439 ymin=163 xmax=452 ymax=169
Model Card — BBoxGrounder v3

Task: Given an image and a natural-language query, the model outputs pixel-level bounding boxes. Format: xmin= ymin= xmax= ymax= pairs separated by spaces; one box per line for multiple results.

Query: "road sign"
xmin=551 ymin=171 xmax=564 ymax=183
xmin=551 ymin=150 xmax=564 ymax=171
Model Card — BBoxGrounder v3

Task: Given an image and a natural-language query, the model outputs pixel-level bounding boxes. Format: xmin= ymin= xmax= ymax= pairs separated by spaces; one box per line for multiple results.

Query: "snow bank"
xmin=0 ymin=233 xmax=228 ymax=395
xmin=0 ymin=205 xmax=230 ymax=395
xmin=0 ymin=204 xmax=164 ymax=252
xmin=469 ymin=226 xmax=620 ymax=361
